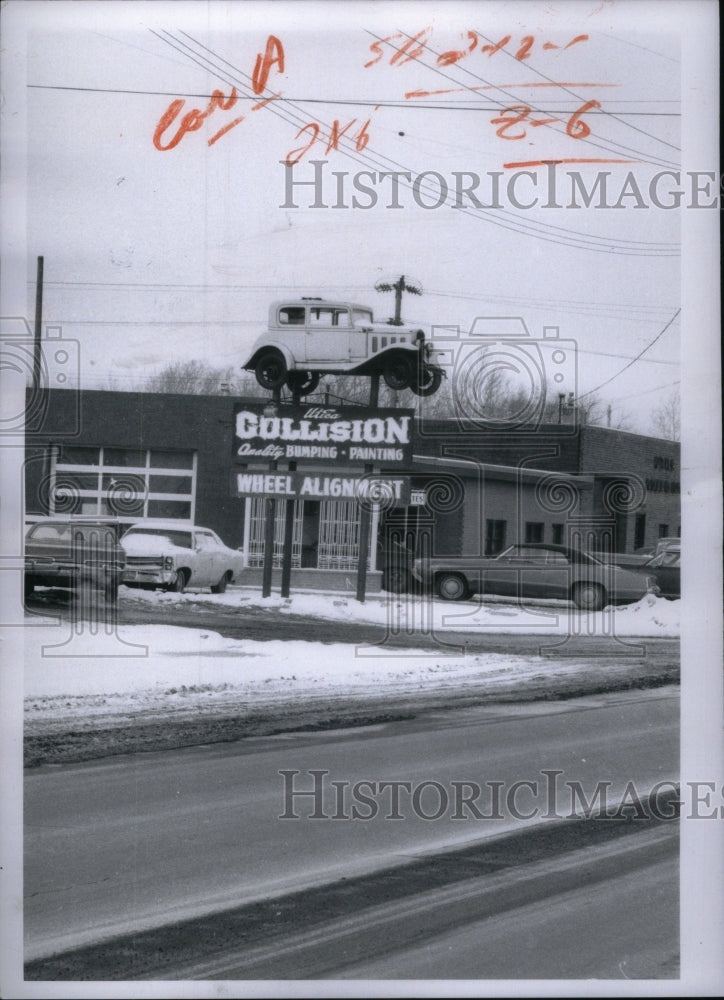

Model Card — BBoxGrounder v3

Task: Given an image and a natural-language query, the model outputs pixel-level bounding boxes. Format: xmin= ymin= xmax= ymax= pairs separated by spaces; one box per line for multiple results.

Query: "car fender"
xmin=243 ymin=340 xmax=296 ymax=371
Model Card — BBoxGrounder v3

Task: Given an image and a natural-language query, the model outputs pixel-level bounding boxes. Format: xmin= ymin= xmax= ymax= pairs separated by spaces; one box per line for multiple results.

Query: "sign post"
xmin=356 ymin=463 xmax=373 ymax=603
xmin=280 ymin=461 xmax=296 ymax=598
xmin=261 ymin=460 xmax=277 ymax=599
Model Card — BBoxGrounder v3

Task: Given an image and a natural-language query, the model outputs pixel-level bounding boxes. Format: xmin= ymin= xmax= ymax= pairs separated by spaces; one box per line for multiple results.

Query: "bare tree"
xmin=650 ymin=388 xmax=681 ymax=440
xmin=130 ymin=360 xmax=259 ymax=396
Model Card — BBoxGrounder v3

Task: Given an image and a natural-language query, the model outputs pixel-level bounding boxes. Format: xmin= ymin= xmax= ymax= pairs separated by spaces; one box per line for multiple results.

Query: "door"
xmin=304 ymin=305 xmax=354 ymax=363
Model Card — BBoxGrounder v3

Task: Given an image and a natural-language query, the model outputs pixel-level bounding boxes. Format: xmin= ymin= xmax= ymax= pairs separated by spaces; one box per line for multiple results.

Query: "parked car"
xmin=630 ymin=549 xmax=680 ymax=599
xmin=120 ymin=522 xmax=245 ymax=593
xmin=411 ymin=542 xmax=660 ymax=610
xmin=24 ymin=518 xmax=126 ymax=603
xmin=595 ymin=537 xmax=681 ymax=570
xmin=634 ymin=537 xmax=681 ymax=558
xmin=379 ymin=539 xmax=416 ymax=594
xmin=242 ymin=298 xmax=444 ymax=396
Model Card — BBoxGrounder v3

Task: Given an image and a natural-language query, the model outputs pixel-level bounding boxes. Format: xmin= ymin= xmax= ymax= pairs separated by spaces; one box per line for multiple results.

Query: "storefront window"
xmin=50 ymin=446 xmax=196 ymax=523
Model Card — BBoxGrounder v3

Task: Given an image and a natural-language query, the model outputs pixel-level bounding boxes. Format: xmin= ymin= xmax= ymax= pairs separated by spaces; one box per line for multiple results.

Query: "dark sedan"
xmin=412 ymin=543 xmax=659 ymax=610
xmin=635 ymin=549 xmax=680 ymax=599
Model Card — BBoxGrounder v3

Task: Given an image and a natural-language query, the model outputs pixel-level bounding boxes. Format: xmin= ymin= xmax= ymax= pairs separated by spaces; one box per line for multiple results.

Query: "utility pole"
xmin=375 ymin=274 xmax=422 ymax=326
xmin=33 ymin=256 xmax=44 ymax=393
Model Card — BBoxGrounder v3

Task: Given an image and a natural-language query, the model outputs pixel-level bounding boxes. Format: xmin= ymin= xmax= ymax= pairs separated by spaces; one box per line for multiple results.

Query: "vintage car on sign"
xmin=242 ymin=298 xmax=444 ymax=396
xmin=120 ymin=522 xmax=245 ymax=593
xmin=24 ymin=518 xmax=126 ymax=604
xmin=412 ymin=542 xmax=660 ymax=610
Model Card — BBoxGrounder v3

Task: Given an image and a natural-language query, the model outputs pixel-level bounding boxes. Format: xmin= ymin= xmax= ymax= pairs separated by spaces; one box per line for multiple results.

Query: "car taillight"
xmin=646 ymin=576 xmax=660 ymax=593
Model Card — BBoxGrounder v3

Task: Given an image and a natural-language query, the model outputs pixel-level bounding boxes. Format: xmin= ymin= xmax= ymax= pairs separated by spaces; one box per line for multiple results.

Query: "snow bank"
xmin=120 ymin=584 xmax=680 ymax=638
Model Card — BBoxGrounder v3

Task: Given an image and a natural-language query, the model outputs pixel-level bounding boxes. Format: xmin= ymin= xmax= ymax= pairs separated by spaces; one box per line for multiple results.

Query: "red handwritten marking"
xmin=514 ymin=36 xmax=535 ymax=60
xmin=153 ymin=35 xmax=284 ymax=151
xmin=481 ymin=35 xmax=512 ymax=57
xmin=490 ymin=100 xmax=600 ymax=141
xmin=208 ymin=115 xmax=245 ymax=147
xmin=285 ymin=118 xmax=372 ymax=166
xmin=365 ymin=31 xmax=589 ymax=69
xmin=365 ymin=28 xmax=432 ymax=67
xmin=153 ymin=89 xmax=242 ymax=151
xmin=566 ymin=99 xmax=600 ymax=138
xmin=252 ymin=35 xmax=284 ymax=94
xmin=405 ymin=82 xmax=617 ymax=99
xmin=503 ymin=158 xmax=638 ymax=169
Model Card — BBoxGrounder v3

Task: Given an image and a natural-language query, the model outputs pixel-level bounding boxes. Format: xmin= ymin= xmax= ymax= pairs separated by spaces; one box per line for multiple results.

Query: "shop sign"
xmin=232 ymin=403 xmax=413 ymax=467
xmin=234 ymin=471 xmax=410 ymax=504
xmin=410 ymin=489 xmax=427 ymax=506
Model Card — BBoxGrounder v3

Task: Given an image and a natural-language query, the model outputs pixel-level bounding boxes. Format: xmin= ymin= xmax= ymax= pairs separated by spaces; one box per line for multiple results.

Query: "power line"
xmin=379 ymin=29 xmax=680 ymax=170
xmin=160 ymin=29 xmax=678 ymax=256
xmin=27 ymin=83 xmax=679 ymax=116
xmin=577 ymin=309 xmax=680 ymax=398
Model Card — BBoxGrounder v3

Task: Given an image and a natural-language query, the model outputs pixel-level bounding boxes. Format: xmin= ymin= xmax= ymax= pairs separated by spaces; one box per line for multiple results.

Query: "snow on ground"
xmin=24 ymin=588 xmax=679 ymax=730
xmin=120 ymin=583 xmax=680 ymax=637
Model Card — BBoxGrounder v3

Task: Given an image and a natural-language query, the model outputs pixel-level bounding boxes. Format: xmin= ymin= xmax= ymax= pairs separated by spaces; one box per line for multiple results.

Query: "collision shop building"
xmin=24 ymin=388 xmax=680 ymax=586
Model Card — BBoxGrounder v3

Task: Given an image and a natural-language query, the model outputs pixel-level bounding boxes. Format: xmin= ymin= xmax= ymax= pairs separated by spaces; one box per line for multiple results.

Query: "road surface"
xmin=25 ymin=687 xmax=679 ymax=977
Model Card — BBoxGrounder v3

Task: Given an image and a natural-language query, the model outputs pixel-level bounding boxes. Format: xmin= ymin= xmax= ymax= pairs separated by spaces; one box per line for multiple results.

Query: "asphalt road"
xmin=25 ymin=687 xmax=679 ymax=974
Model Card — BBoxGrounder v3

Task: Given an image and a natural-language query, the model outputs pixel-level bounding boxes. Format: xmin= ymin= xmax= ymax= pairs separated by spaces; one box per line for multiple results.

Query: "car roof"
xmin=509 ymin=542 xmax=582 ymax=554
xmin=124 ymin=521 xmax=200 ymax=531
xmin=27 ymin=517 xmax=121 ymax=528
xmin=269 ymin=299 xmax=374 ymax=314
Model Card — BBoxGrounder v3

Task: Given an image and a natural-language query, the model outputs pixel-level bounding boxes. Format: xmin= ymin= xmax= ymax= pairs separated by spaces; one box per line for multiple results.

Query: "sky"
xmin=1 ymin=1 xmax=719 ymax=433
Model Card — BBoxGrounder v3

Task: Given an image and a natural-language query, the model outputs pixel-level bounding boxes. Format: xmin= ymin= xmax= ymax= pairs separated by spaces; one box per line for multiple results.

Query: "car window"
xmin=124 ymin=529 xmax=193 ymax=548
xmin=545 ymin=551 xmax=570 ymax=564
xmin=650 ymin=551 xmax=680 ymax=568
xmin=352 ymin=309 xmax=373 ymax=324
xmin=512 ymin=547 xmax=549 ymax=562
xmin=308 ymin=307 xmax=350 ymax=328
xmin=28 ymin=524 xmax=70 ymax=541
xmin=278 ymin=306 xmax=305 ymax=325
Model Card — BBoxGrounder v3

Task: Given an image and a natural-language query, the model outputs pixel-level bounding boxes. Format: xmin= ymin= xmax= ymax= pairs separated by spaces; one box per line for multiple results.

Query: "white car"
xmin=120 ymin=522 xmax=245 ymax=593
xmin=242 ymin=298 xmax=444 ymax=396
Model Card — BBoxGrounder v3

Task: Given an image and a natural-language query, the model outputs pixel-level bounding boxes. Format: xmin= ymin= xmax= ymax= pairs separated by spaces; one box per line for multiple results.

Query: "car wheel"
xmin=382 ymin=565 xmax=410 ymax=594
xmin=210 ymin=572 xmax=229 ymax=594
xmin=167 ymin=570 xmax=188 ymax=594
xmin=411 ymin=367 xmax=443 ymax=397
xmin=255 ymin=350 xmax=288 ymax=390
xmin=382 ymin=353 xmax=415 ymax=391
xmin=436 ymin=573 xmax=469 ymax=601
xmin=286 ymin=371 xmax=320 ymax=396
xmin=572 ymin=582 xmax=606 ymax=611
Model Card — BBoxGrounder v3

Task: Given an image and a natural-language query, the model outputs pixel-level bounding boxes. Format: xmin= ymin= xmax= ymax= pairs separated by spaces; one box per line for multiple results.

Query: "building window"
xmin=634 ymin=514 xmax=646 ymax=550
xmin=525 ymin=522 xmax=544 ymax=543
xmin=551 ymin=523 xmax=565 ymax=545
xmin=485 ymin=519 xmax=507 ymax=556
xmin=245 ymin=497 xmax=364 ymax=570
xmin=49 ymin=445 xmax=197 ymax=523
xmin=658 ymin=523 xmax=669 ymax=537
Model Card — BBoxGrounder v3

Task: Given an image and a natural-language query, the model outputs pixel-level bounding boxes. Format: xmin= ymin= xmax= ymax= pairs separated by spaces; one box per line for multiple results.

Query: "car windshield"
xmin=123 ymin=529 xmax=193 ymax=548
